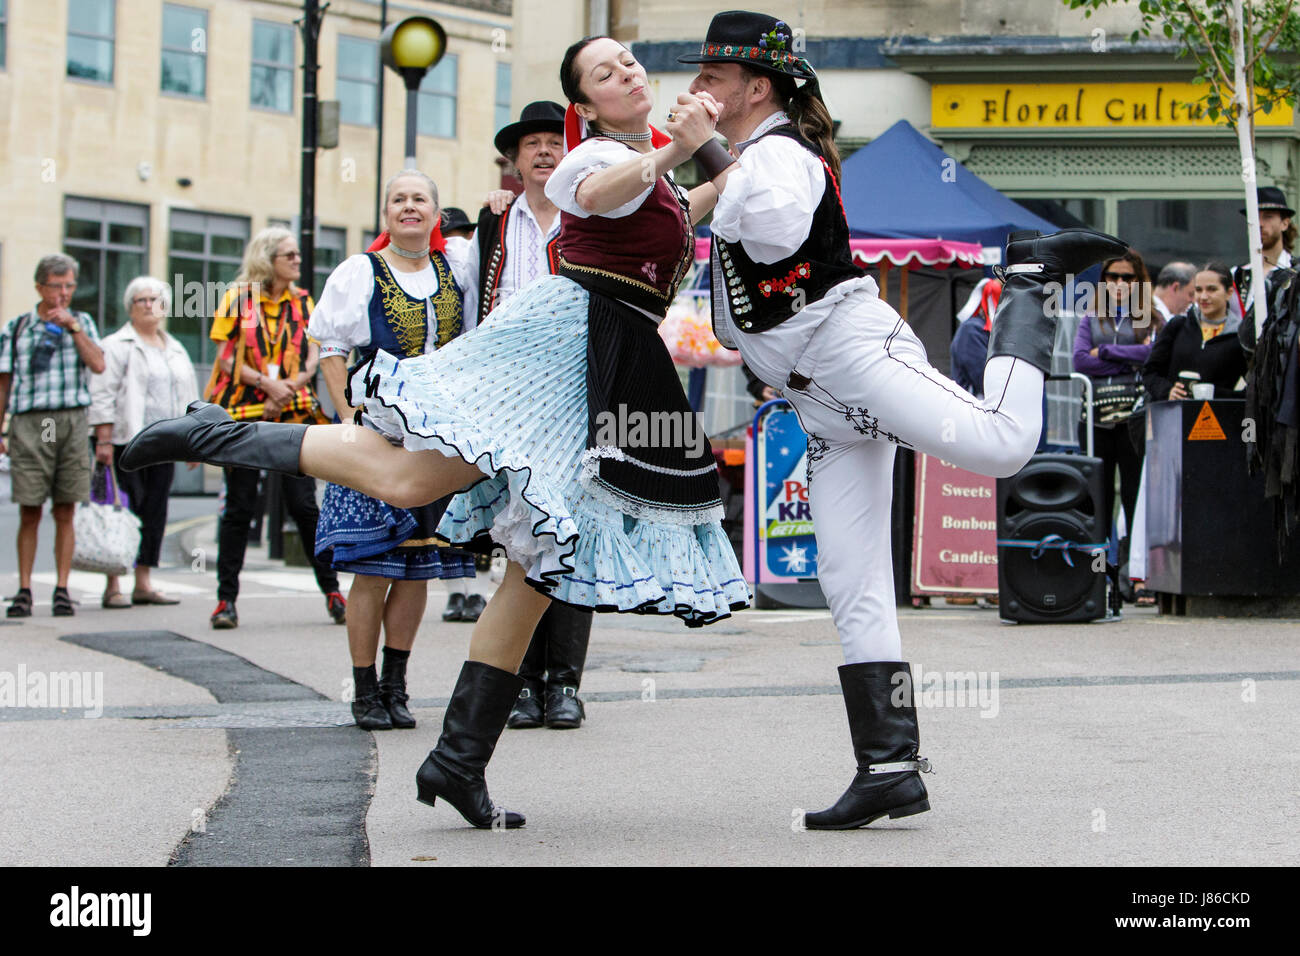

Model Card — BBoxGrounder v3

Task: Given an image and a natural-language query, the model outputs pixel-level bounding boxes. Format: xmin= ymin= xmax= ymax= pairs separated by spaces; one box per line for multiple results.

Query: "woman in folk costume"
xmin=678 ymin=11 xmax=1127 ymax=828
xmin=309 ymin=170 xmax=479 ymax=732
xmin=122 ymin=37 xmax=747 ymax=829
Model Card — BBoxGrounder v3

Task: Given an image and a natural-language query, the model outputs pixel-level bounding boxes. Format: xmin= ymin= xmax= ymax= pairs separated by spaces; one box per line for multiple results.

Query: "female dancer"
xmin=122 ymin=36 xmax=745 ymax=829
xmin=310 ymin=170 xmax=479 ymax=731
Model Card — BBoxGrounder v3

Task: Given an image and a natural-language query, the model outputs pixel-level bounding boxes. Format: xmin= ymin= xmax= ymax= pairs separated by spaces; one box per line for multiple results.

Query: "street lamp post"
xmin=380 ymin=17 xmax=447 ymax=168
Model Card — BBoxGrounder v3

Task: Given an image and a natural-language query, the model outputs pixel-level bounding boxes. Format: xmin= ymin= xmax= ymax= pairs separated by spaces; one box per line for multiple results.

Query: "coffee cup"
xmin=1191 ymin=383 xmax=1214 ymax=400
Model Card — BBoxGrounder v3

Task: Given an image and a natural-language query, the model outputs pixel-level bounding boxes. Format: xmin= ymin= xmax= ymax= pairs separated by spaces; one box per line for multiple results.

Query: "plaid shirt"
xmin=0 ymin=308 xmax=102 ymax=414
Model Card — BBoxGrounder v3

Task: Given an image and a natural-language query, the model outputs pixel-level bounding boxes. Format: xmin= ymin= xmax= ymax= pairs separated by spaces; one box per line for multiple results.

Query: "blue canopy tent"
xmin=841 ymin=119 xmax=1059 ymax=252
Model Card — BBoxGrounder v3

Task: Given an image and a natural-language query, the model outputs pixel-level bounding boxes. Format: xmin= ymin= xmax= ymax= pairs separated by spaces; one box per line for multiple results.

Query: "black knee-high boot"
xmin=987 ymin=228 xmax=1130 ymax=373
xmin=803 ymin=662 xmax=932 ymax=830
xmin=416 ymin=660 xmax=526 ymax=829
xmin=544 ymin=604 xmax=593 ymax=729
xmin=119 ymin=401 xmax=306 ymax=475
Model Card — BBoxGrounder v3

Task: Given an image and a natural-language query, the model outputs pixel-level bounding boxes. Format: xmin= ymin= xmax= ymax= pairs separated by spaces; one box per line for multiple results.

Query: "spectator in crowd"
xmin=1151 ymin=261 xmax=1197 ymax=324
xmin=0 ymin=254 xmax=105 ymax=618
xmin=1144 ymin=262 xmax=1248 ymax=401
xmin=89 ymin=276 xmax=199 ymax=607
xmin=1073 ymin=249 xmax=1157 ymax=572
xmin=950 ymin=277 xmax=1002 ymax=398
xmin=206 ymin=227 xmax=347 ymax=629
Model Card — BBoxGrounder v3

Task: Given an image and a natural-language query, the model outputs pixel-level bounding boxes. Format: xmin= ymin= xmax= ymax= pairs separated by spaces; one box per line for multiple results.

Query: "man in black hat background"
xmin=1235 ymin=186 xmax=1300 ymax=556
xmin=677 ymin=11 xmax=1129 ymax=830
xmin=458 ymin=100 xmax=595 ymax=731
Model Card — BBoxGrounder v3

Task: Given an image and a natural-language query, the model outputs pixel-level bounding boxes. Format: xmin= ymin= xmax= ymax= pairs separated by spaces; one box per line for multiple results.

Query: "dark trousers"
xmin=1079 ymin=420 xmax=1144 ymax=543
xmin=217 ymin=467 xmax=339 ymax=602
xmin=111 ymin=450 xmax=174 ymax=568
xmin=518 ymin=602 xmax=594 ymax=690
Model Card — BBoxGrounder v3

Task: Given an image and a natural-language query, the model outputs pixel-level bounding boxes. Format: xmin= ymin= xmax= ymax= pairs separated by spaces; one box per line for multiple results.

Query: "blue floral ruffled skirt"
xmin=357 ymin=275 xmax=750 ymax=626
xmin=315 ymin=483 xmax=476 ymax=580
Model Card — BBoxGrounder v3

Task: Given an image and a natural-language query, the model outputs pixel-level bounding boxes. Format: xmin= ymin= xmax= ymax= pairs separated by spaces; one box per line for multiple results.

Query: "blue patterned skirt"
xmin=357 ymin=275 xmax=750 ymax=626
xmin=315 ymin=482 xmax=476 ymax=580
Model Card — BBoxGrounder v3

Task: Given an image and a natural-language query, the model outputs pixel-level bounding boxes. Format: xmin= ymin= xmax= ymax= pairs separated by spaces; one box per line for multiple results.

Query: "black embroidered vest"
xmin=475 ymin=202 xmax=511 ymax=325
xmin=712 ymin=126 xmax=862 ymax=335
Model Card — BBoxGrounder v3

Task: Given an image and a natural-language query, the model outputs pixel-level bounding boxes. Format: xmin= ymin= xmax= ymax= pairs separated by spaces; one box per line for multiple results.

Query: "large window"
xmin=494 ymin=61 xmax=511 ymax=133
xmin=418 ymin=53 xmax=458 ymax=138
xmin=67 ymin=0 xmax=115 ymax=83
xmin=63 ymin=198 xmax=149 ymax=334
xmin=1117 ymin=198 xmax=1248 ymax=273
xmin=168 ymin=211 xmax=250 ymax=363
xmin=251 ymin=20 xmax=294 ymax=113
xmin=338 ymin=36 xmax=378 ymax=127
xmin=161 ymin=4 xmax=207 ymax=97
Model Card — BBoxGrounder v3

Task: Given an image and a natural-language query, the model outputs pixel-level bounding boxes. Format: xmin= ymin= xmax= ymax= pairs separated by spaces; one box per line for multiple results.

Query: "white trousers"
xmin=765 ymin=289 xmax=1045 ymax=664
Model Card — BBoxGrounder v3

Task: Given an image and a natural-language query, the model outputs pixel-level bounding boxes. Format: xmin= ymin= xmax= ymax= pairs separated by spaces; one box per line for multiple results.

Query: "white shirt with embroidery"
xmin=463 ymin=190 xmax=562 ymax=322
xmin=712 ymin=110 xmax=877 ymax=390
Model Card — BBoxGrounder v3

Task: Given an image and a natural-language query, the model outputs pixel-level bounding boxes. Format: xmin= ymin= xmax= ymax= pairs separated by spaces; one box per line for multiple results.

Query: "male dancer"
xmin=467 ymin=101 xmax=596 ymax=730
xmin=676 ymin=11 xmax=1128 ymax=828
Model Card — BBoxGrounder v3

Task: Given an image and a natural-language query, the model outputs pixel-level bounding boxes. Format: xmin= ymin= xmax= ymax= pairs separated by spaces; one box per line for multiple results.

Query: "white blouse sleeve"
xmin=308 ymin=254 xmax=375 ymax=358
xmin=444 ymin=235 xmax=478 ymax=332
xmin=545 ymin=138 xmax=654 ymax=220
xmin=710 ymin=136 xmax=826 ymax=265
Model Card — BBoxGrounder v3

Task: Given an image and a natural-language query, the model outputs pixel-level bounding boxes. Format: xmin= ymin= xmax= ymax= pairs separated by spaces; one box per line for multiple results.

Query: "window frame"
xmin=160 ymin=2 xmax=208 ymax=100
xmin=250 ymin=19 xmax=295 ymax=115
xmin=66 ymin=0 xmax=116 ymax=85
xmin=417 ymin=52 xmax=459 ymax=139
xmin=493 ymin=60 xmax=511 ymax=134
xmin=167 ymin=209 xmax=252 ymax=365
xmin=337 ymin=34 xmax=379 ymax=128
xmin=0 ymin=0 xmax=9 ymax=72
xmin=62 ymin=196 xmax=151 ymax=334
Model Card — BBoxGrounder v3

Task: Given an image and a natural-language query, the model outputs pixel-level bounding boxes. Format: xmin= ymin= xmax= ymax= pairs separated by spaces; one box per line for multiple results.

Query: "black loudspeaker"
xmin=996 ymin=453 xmax=1107 ymax=623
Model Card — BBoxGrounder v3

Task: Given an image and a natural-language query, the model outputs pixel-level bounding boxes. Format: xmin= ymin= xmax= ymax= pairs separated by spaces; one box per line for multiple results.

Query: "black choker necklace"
xmin=389 ymin=242 xmax=429 ymax=260
xmin=592 ymin=126 xmax=651 ymax=142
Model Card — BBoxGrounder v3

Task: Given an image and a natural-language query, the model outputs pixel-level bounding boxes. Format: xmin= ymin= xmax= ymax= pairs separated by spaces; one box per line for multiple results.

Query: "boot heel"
xmin=888 ymin=798 xmax=931 ymax=819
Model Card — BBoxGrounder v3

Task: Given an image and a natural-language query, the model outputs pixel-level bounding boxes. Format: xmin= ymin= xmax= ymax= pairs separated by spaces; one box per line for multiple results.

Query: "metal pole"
xmin=404 ymin=81 xmax=419 ymax=167
xmin=375 ymin=0 xmax=387 ymax=238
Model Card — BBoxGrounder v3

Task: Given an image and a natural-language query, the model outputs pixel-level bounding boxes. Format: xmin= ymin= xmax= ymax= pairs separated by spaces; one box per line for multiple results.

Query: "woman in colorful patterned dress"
xmin=121 ymin=36 xmax=747 ymax=829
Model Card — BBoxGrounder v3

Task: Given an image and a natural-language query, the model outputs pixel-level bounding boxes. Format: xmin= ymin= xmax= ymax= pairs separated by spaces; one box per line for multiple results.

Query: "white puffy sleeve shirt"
xmin=545 ymin=138 xmax=654 ymax=220
xmin=710 ymin=133 xmax=826 ymax=265
xmin=308 ymin=245 xmax=478 ymax=358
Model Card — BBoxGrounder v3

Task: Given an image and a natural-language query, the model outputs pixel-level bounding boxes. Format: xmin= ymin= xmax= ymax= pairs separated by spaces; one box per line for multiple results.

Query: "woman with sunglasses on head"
xmin=1072 ymin=249 xmax=1160 ymax=580
xmin=122 ymin=37 xmax=746 ymax=830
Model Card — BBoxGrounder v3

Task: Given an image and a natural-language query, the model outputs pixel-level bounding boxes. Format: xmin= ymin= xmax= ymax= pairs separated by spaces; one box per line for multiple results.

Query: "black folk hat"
xmin=677 ymin=10 xmax=816 ymax=81
xmin=493 ymin=100 xmax=566 ymax=157
xmin=440 ymin=207 xmax=475 ymax=234
xmin=1241 ymin=185 xmax=1295 ymax=218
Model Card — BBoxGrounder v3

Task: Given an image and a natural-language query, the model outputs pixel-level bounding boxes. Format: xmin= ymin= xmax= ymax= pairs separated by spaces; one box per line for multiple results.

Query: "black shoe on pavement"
xmin=353 ymin=664 xmax=393 ymax=731
xmin=6 ymin=588 xmax=32 ymax=618
xmin=461 ymin=593 xmax=487 ymax=622
xmin=326 ymin=591 xmax=347 ymax=625
xmin=544 ymin=685 xmax=585 ymax=729
xmin=442 ymin=591 xmax=465 ymax=622
xmin=210 ymin=600 xmax=238 ymax=629
xmin=506 ymin=685 xmax=545 ymax=729
xmin=379 ymin=649 xmax=416 ymax=730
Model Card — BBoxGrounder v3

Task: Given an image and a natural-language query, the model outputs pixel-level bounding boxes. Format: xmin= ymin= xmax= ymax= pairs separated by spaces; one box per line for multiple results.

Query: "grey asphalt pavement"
xmin=1 ymin=504 xmax=1297 ymax=866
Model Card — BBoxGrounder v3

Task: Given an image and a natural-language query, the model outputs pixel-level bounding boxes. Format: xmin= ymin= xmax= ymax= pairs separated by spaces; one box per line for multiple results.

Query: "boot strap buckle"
xmin=868 ymin=757 xmax=932 ymax=775
xmin=1002 ymin=262 xmax=1045 ymax=276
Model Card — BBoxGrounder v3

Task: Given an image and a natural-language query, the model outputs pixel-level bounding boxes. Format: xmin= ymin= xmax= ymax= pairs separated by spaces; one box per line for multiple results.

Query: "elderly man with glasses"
xmin=0 ymin=254 xmax=106 ymax=618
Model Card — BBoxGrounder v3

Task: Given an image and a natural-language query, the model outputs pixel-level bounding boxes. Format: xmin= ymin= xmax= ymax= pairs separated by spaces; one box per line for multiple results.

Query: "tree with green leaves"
xmin=1064 ymin=0 xmax=1299 ymax=331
